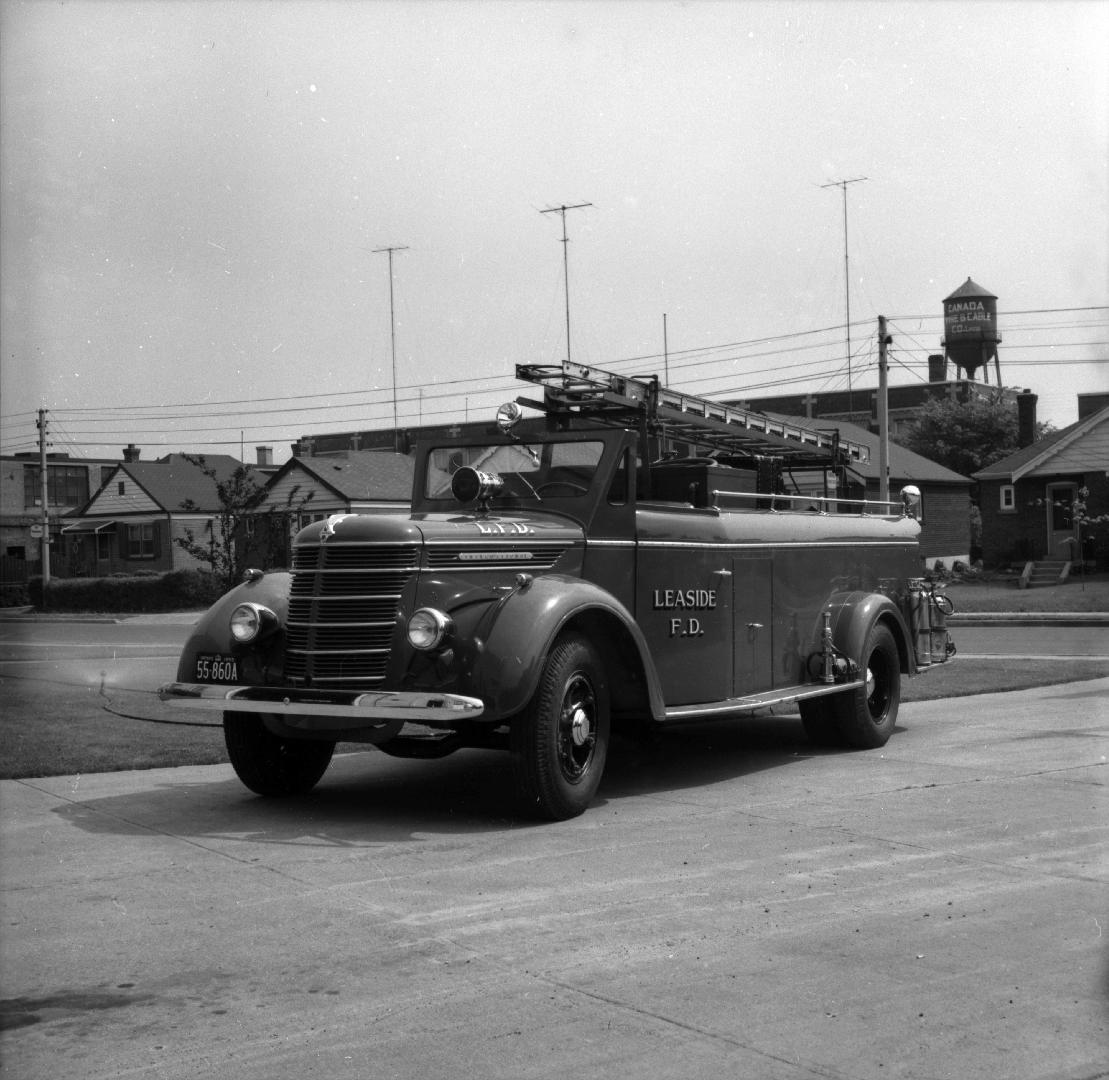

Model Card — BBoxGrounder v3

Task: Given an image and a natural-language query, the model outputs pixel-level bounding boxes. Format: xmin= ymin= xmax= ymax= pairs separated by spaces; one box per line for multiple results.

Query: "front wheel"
xmin=512 ymin=634 xmax=610 ymax=821
xmin=224 ymin=713 xmax=335 ymax=796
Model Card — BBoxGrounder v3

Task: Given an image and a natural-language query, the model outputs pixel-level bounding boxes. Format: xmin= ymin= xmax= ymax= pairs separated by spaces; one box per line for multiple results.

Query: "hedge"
xmin=27 ymin=570 xmax=227 ymax=613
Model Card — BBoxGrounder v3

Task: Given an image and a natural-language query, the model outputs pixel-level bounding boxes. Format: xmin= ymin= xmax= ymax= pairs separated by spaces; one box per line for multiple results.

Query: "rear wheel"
xmin=832 ymin=623 xmax=901 ymax=748
xmin=224 ymin=713 xmax=335 ymax=796
xmin=512 ymin=635 xmax=610 ymax=821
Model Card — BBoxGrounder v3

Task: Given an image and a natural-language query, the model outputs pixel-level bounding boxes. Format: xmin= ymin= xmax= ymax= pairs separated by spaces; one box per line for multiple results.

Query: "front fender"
xmin=826 ymin=590 xmax=913 ymax=675
xmin=175 ymin=572 xmax=292 ymax=681
xmin=470 ymin=573 xmax=664 ymax=720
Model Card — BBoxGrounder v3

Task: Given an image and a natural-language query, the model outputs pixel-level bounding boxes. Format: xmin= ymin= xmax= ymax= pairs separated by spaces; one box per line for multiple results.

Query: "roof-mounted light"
xmin=496 ymin=400 xmax=523 ymax=433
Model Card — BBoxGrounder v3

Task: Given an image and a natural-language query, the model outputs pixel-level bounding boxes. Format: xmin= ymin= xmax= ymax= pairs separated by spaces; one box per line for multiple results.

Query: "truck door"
xmin=636 ymin=546 xmax=733 ymax=705
xmin=732 ymin=555 xmax=773 ymax=696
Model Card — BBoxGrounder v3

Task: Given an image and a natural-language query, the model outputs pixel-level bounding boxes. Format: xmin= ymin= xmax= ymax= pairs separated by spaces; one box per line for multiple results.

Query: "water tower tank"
xmin=942 ymin=277 xmax=1000 ymax=381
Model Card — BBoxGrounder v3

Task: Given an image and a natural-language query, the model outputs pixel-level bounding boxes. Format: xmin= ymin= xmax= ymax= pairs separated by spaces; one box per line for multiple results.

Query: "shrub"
xmin=30 ymin=570 xmax=226 ymax=613
xmin=0 ymin=584 xmax=30 ymax=608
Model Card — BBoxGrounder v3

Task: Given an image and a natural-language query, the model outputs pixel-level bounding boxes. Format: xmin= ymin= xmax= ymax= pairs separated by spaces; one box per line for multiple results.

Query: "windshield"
xmin=424 ymin=440 xmax=605 ymax=501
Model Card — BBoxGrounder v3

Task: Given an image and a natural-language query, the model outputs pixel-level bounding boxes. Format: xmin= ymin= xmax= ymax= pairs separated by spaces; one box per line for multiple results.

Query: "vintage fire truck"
xmin=160 ymin=362 xmax=954 ymax=819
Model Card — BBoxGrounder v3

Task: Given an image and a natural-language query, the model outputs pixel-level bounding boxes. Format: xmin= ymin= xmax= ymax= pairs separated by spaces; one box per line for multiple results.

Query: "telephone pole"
xmin=877 ymin=315 xmax=891 ymax=503
xmin=540 ymin=202 xmax=592 ymax=368
xmin=821 ymin=177 xmax=867 ymax=418
xmin=373 ymin=245 xmax=408 ymax=450
xmin=37 ymin=409 xmax=51 ymax=587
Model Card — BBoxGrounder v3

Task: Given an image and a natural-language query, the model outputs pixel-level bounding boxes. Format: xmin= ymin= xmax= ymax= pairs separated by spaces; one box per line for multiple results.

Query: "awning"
xmin=60 ymin=520 xmax=117 ymax=534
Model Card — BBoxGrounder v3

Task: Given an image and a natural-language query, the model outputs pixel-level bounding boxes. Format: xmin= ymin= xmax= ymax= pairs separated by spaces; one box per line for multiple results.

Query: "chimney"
xmin=123 ymin=443 xmax=141 ymax=463
xmin=928 ymin=354 xmax=947 ymax=382
xmin=1017 ymin=390 xmax=1038 ymax=448
xmin=256 ymin=446 xmax=273 ymax=466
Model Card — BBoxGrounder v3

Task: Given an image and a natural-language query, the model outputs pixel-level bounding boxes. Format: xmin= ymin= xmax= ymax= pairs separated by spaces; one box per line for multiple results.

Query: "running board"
xmin=661 ymin=679 xmax=864 ymax=722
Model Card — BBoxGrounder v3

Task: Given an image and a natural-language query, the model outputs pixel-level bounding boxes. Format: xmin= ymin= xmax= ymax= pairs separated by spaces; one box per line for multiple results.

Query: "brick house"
xmin=1 ymin=451 xmax=122 ymax=581
xmin=974 ymin=404 xmax=1109 ymax=569
xmin=63 ymin=453 xmax=245 ymax=577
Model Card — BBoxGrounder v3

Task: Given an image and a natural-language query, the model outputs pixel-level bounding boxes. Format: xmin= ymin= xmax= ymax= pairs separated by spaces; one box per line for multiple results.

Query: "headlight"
xmin=229 ymin=602 xmax=278 ymax=644
xmin=407 ymin=607 xmax=453 ymax=651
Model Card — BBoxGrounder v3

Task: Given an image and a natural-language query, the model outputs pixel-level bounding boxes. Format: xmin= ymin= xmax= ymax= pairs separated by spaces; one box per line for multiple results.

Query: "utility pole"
xmin=663 ymin=313 xmax=670 ymax=385
xmin=877 ymin=315 xmax=891 ymax=503
xmin=821 ymin=177 xmax=867 ymax=418
xmin=37 ymin=409 xmax=51 ymax=588
xmin=540 ymin=202 xmax=592 ymax=369
xmin=373 ymin=245 xmax=408 ymax=451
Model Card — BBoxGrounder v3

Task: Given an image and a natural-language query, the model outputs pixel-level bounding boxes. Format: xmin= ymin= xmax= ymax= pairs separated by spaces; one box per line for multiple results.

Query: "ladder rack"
xmin=516 ymin=361 xmax=870 ymax=465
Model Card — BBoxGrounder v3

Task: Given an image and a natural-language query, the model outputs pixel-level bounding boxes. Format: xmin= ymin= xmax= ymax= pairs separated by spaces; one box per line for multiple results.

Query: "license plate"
xmin=195 ymin=653 xmax=239 ymax=683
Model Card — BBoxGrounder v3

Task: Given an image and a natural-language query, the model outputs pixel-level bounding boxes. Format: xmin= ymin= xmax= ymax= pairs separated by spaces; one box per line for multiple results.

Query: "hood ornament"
xmin=319 ymin=514 xmax=352 ymax=542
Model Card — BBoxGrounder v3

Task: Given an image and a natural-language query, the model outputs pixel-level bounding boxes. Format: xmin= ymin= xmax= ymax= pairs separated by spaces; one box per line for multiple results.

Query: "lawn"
xmin=943 ymin=571 xmax=1109 ymax=613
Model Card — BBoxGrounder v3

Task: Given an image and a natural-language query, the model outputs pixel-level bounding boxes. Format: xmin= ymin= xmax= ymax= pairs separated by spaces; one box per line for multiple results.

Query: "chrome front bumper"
xmin=158 ymin=682 xmax=485 ymax=729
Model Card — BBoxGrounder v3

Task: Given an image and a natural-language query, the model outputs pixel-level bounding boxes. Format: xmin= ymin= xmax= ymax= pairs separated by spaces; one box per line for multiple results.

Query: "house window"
xmin=118 ymin=481 xmax=126 ymax=496
xmin=126 ymin=523 xmax=155 ymax=559
xmin=1000 ymin=485 xmax=1015 ymax=512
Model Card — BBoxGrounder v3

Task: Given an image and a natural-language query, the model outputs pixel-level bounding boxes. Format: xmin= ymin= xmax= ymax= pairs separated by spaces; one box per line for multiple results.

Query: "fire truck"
xmin=160 ymin=362 xmax=954 ymax=820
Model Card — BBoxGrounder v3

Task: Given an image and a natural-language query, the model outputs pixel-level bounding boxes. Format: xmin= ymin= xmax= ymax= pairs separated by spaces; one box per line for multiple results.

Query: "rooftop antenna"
xmin=821 ymin=177 xmax=867 ymax=417
xmin=540 ymin=202 xmax=592 ymax=369
xmin=373 ymin=244 xmax=408 ymax=450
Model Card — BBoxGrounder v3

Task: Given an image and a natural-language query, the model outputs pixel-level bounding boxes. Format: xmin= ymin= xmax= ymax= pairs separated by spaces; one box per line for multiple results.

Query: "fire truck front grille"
xmin=285 ymin=543 xmax=418 ymax=687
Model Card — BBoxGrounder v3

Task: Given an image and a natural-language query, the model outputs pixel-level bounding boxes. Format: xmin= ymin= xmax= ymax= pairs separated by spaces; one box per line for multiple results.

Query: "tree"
xmin=175 ymin=455 xmax=313 ymax=591
xmin=900 ymin=394 xmax=1054 ymax=477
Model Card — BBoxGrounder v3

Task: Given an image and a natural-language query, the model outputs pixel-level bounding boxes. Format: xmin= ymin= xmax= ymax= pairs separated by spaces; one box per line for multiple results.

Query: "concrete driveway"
xmin=2 ymin=679 xmax=1107 ymax=1080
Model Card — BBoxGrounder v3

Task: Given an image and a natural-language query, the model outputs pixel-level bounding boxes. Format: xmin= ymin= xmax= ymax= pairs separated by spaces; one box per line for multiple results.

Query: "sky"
xmin=2 ymin=0 xmax=1107 ymax=466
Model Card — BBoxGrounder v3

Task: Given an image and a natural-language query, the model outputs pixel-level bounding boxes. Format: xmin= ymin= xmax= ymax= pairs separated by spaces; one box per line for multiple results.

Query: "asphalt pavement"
xmin=1 ymin=675 xmax=1106 ymax=1080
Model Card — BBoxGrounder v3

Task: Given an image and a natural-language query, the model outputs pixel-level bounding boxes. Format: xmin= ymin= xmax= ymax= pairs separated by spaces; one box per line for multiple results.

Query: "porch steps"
xmin=1019 ymin=559 xmax=1072 ymax=588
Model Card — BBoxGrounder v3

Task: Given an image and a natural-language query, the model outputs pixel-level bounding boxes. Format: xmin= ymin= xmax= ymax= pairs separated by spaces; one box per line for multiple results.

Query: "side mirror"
xmin=900 ymin=485 xmax=923 ymax=522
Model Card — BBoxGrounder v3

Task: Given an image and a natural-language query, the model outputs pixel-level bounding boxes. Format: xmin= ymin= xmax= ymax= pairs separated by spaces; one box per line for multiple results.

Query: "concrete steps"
xmin=1020 ymin=559 xmax=1071 ymax=588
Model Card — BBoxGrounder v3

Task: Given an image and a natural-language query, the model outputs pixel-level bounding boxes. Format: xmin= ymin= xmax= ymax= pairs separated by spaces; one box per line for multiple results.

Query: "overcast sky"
xmin=2 ymin=0 xmax=1106 ymax=465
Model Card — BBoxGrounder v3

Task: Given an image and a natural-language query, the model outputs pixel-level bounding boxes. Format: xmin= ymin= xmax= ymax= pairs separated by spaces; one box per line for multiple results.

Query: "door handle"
xmin=714 ymin=569 xmax=732 ymax=577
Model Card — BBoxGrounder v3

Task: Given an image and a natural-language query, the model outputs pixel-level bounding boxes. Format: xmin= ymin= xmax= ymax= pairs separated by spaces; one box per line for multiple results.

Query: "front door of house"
xmin=1046 ymin=483 xmax=1078 ymax=558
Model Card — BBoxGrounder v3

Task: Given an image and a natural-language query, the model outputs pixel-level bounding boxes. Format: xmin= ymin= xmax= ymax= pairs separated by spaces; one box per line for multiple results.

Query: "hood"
xmin=293 ymin=508 xmax=584 ymax=548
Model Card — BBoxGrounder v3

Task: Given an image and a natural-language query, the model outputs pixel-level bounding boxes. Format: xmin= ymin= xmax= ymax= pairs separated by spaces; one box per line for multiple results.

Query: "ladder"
xmin=516 ymin=361 xmax=871 ymax=465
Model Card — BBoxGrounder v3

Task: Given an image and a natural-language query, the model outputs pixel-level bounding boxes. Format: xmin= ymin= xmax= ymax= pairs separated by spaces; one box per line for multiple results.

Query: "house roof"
xmin=81 ymin=454 xmax=245 ymax=515
xmin=973 ymin=405 xmax=1109 ymax=482
xmin=268 ymin=451 xmax=413 ymax=502
xmin=767 ymin=415 xmax=972 ymax=486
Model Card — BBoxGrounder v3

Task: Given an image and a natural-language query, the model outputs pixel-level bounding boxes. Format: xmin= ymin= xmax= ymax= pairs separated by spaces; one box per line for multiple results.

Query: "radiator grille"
xmin=285 ymin=543 xmax=418 ymax=686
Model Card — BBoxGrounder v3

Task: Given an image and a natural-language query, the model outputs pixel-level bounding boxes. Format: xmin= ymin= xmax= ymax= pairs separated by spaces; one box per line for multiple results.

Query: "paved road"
xmin=2 ymin=678 xmax=1106 ymax=1080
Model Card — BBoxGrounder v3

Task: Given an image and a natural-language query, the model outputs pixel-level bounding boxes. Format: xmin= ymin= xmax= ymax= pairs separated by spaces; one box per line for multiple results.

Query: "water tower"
xmin=942 ymin=277 xmax=1001 ymax=383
